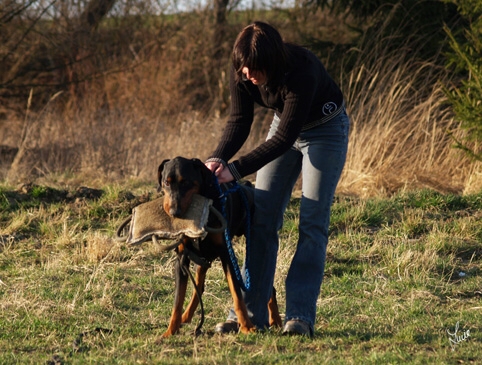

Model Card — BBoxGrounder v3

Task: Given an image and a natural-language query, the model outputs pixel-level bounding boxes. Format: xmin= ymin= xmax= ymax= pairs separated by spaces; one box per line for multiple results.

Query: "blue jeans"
xmin=227 ymin=110 xmax=350 ymax=333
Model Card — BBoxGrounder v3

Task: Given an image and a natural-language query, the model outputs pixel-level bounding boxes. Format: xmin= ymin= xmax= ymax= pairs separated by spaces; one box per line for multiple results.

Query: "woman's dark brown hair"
xmin=232 ymin=21 xmax=290 ymax=88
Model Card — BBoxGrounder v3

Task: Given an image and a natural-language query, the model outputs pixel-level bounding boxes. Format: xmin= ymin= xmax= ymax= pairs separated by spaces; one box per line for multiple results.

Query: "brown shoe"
xmin=214 ymin=320 xmax=239 ymax=334
xmin=282 ymin=320 xmax=313 ymax=337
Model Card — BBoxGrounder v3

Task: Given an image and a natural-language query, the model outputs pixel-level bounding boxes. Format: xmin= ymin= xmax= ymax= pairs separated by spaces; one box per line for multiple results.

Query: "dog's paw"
xmin=155 ymin=335 xmax=169 ymax=344
xmin=155 ymin=330 xmax=174 ymax=343
xmin=238 ymin=326 xmax=257 ymax=335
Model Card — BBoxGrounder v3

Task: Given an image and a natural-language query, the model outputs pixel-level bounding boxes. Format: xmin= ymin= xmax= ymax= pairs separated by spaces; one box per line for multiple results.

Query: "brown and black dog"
xmin=157 ymin=156 xmax=281 ymax=337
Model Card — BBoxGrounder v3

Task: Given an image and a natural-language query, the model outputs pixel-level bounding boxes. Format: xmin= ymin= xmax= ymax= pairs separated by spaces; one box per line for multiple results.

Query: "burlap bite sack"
xmin=125 ymin=194 xmax=212 ymax=245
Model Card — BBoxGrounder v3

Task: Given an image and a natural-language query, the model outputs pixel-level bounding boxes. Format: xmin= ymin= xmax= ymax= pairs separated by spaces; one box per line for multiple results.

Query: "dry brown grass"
xmin=340 ymin=77 xmax=478 ymax=195
xmin=337 ymin=38 xmax=481 ymax=196
xmin=5 ymin=50 xmax=480 ymax=197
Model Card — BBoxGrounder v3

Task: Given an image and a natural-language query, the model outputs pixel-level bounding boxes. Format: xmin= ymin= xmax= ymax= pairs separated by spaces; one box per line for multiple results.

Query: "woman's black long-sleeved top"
xmin=208 ymin=44 xmax=344 ymax=180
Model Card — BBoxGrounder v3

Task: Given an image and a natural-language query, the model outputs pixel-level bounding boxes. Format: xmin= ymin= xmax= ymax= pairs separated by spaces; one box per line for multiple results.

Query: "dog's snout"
xmin=163 ymin=196 xmax=184 ymax=218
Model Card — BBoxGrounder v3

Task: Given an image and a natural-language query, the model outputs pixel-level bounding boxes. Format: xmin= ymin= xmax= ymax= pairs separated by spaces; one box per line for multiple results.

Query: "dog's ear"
xmin=157 ymin=159 xmax=170 ymax=192
xmin=192 ymin=158 xmax=213 ymax=189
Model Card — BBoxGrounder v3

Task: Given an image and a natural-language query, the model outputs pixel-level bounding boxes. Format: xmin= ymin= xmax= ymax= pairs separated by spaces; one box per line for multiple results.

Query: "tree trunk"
xmin=80 ymin=0 xmax=117 ymax=32
xmin=212 ymin=0 xmax=230 ymax=62
xmin=65 ymin=0 xmax=117 ymax=104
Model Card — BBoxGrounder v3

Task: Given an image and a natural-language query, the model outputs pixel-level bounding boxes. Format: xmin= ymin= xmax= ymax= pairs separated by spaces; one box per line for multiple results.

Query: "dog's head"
xmin=157 ymin=156 xmax=213 ymax=218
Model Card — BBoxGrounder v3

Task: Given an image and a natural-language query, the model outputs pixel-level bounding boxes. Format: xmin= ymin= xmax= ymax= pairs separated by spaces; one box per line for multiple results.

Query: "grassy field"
xmin=2 ymin=4 xmax=480 ymax=363
xmin=0 ymin=179 xmax=480 ymax=364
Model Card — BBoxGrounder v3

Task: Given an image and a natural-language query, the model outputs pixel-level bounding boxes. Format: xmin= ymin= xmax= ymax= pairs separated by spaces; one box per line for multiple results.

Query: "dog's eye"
xmin=163 ymin=180 xmax=170 ymax=187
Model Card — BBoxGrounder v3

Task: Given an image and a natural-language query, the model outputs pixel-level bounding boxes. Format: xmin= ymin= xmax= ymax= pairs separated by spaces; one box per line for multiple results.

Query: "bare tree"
xmin=64 ymin=0 xmax=117 ymax=103
xmin=0 ymin=0 xmax=118 ymax=111
xmin=4 ymin=0 xmax=117 ymax=180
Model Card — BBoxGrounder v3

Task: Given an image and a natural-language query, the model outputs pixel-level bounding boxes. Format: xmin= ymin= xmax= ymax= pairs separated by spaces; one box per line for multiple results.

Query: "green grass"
xmin=0 ymin=181 xmax=481 ymax=364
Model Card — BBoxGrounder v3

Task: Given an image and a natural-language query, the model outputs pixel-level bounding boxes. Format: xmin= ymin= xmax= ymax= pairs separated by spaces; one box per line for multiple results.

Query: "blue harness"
xmin=213 ymin=177 xmax=252 ymax=292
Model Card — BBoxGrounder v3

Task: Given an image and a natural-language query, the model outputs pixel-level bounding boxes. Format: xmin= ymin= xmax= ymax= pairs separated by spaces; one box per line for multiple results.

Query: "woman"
xmin=205 ymin=21 xmax=349 ymax=337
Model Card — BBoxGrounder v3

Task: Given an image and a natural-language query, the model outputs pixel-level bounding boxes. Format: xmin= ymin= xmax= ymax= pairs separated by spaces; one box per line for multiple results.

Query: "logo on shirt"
xmin=322 ymin=102 xmax=338 ymax=115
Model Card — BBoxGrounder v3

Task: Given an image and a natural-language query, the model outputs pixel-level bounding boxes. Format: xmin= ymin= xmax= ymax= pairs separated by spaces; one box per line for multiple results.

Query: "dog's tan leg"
xmin=221 ymin=259 xmax=256 ymax=334
xmin=268 ymin=287 xmax=282 ymax=327
xmin=161 ymin=251 xmax=189 ymax=338
xmin=181 ymin=264 xmax=207 ymax=323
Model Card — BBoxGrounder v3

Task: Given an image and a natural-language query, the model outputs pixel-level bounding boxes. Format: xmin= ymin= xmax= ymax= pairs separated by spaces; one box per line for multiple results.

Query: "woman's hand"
xmin=205 ymin=161 xmax=223 ymax=175
xmin=216 ymin=168 xmax=234 ymax=183
xmin=205 ymin=161 xmax=234 ymax=183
